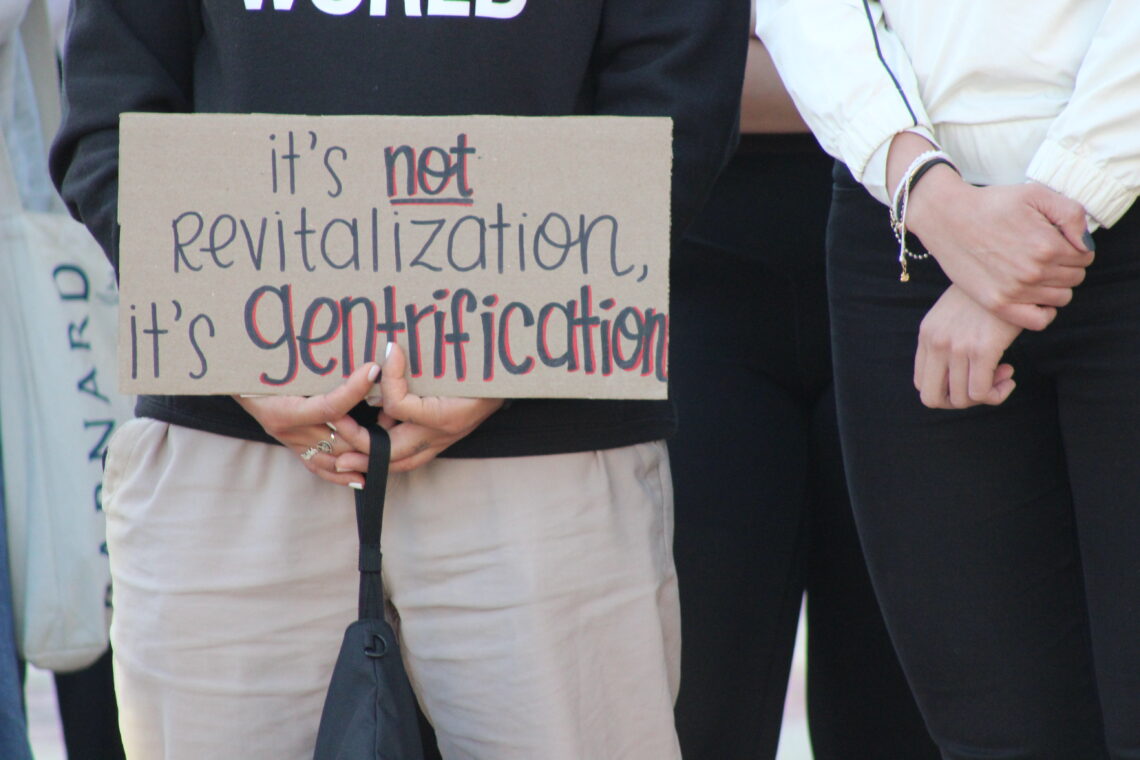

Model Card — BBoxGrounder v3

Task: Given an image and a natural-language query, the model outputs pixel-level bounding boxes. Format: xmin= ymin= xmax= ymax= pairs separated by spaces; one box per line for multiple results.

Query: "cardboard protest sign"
xmin=117 ymin=113 xmax=671 ymax=398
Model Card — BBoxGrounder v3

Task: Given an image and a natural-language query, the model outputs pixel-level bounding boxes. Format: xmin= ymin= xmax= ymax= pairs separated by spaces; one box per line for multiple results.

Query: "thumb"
xmin=379 ymin=342 xmax=410 ymax=410
xmin=380 ymin=344 xmax=446 ymax=427
xmin=984 ymin=363 xmax=1017 ymax=406
xmin=996 ymin=302 xmax=1057 ymax=332
xmin=308 ymin=361 xmax=382 ymax=422
xmin=1030 ymin=185 xmax=1095 ymax=257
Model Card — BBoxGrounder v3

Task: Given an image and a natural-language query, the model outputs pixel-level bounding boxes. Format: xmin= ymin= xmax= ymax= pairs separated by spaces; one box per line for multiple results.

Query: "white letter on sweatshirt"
xmin=313 ymin=0 xmax=363 ymax=14
xmin=426 ymin=0 xmax=469 ymax=16
xmin=243 ymin=0 xmax=298 ymax=10
xmin=474 ymin=0 xmax=524 ymax=19
xmin=369 ymin=0 xmax=423 ymax=15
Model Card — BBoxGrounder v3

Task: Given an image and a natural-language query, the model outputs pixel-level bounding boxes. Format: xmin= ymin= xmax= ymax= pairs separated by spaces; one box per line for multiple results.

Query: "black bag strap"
xmin=355 ymin=425 xmax=391 ymax=621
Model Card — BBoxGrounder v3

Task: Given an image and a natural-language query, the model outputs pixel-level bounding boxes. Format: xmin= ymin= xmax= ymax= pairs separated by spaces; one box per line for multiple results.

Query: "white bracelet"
xmin=889 ymin=149 xmax=957 ymax=282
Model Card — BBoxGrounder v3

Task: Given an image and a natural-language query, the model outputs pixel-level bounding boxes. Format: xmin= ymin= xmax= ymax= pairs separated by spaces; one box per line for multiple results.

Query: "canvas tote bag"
xmin=0 ymin=0 xmax=133 ymax=672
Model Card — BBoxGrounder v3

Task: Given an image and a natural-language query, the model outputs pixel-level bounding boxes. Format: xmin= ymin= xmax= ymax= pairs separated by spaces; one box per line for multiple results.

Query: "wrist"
xmin=885 ymin=131 xmax=940 ymax=192
xmin=905 ymin=163 xmax=965 ymax=240
xmin=889 ymin=150 xmax=961 ymax=281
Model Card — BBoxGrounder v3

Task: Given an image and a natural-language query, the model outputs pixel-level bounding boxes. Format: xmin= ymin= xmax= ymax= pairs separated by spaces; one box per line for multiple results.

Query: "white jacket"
xmin=756 ymin=0 xmax=1140 ymax=228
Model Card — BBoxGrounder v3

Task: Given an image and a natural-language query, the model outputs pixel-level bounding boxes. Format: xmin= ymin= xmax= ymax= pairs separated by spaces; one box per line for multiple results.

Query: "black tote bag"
xmin=313 ymin=426 xmax=425 ymax=760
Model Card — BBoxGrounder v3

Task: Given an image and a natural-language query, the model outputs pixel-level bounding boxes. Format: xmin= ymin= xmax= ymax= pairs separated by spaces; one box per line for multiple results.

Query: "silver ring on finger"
xmin=316 ymin=439 xmax=334 ymax=454
xmin=300 ymin=446 xmax=319 ymax=461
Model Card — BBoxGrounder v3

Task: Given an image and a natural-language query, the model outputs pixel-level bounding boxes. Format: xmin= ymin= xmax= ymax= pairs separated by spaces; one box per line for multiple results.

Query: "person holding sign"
xmin=49 ymin=1 xmax=748 ymax=759
xmin=757 ymin=1 xmax=1140 ymax=757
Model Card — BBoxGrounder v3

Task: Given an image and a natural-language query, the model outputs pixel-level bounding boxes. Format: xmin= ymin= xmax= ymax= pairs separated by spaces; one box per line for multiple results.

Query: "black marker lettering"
xmin=188 ymin=313 xmax=215 ymax=380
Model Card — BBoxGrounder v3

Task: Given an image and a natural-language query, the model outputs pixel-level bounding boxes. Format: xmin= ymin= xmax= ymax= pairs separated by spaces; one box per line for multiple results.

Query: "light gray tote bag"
xmin=0 ymin=0 xmax=132 ymax=672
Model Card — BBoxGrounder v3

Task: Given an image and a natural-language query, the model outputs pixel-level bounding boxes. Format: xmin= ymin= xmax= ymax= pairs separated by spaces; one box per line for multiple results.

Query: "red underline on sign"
xmin=389 ymin=198 xmax=475 ymax=206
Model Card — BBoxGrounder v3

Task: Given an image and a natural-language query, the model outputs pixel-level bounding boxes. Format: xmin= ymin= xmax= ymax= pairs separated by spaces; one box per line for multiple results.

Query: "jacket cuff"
xmin=859 ymin=126 xmax=938 ymax=207
xmin=839 ymin=91 xmax=934 ymax=203
xmin=1026 ymin=139 xmax=1134 ymax=228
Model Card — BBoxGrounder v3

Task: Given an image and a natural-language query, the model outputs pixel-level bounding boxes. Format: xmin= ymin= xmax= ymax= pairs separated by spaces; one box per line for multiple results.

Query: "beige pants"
xmin=102 ymin=418 xmax=680 ymax=760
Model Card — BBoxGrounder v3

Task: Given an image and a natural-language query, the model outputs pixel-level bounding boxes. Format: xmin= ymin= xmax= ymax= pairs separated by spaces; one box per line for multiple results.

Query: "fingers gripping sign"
xmin=332 ymin=343 xmax=505 ymax=474
xmin=233 ymin=360 xmax=383 ymax=488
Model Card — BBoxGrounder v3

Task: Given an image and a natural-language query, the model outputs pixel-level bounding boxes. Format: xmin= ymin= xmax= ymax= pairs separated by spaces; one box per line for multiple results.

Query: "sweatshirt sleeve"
xmin=755 ymin=0 xmax=933 ymax=204
xmin=1024 ymin=0 xmax=1140 ymax=229
xmin=591 ymin=0 xmax=750 ymax=242
xmin=48 ymin=0 xmax=200 ymax=270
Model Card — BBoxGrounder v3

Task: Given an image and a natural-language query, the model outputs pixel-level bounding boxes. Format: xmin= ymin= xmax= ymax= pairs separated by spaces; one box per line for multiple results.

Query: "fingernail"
xmin=365 ymin=391 xmax=383 ymax=407
xmin=348 ymin=482 xmax=363 ymax=490
xmin=367 ymin=364 xmax=381 ymax=382
xmin=385 ymin=342 xmax=394 ymax=359
xmin=1082 ymin=230 xmax=1096 ymax=252
xmin=335 ymin=466 xmax=351 ymax=473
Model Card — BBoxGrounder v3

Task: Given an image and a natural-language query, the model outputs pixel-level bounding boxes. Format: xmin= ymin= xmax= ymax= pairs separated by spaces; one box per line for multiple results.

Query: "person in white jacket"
xmin=757 ymin=2 xmax=1139 ymax=757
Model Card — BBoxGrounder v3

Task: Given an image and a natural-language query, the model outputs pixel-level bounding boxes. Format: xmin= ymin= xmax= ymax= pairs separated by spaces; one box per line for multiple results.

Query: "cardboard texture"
xmin=117 ymin=113 xmax=671 ymax=398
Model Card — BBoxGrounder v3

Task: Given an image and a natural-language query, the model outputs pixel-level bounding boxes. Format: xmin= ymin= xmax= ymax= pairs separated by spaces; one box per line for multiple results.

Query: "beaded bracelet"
xmin=889 ymin=150 xmax=959 ymax=282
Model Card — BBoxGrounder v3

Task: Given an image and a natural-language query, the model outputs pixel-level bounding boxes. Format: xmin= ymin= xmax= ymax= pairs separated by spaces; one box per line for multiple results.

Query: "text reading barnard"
xmin=117 ymin=113 xmax=672 ymax=398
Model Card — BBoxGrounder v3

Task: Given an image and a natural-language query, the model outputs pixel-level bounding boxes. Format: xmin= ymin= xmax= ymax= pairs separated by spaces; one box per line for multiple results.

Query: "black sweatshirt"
xmin=50 ymin=0 xmax=747 ymax=458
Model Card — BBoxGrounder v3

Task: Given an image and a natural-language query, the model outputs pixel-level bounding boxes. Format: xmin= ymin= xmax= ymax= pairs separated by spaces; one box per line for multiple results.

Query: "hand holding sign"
xmin=331 ymin=344 xmax=505 ymax=473
xmin=233 ymin=361 xmax=382 ymax=487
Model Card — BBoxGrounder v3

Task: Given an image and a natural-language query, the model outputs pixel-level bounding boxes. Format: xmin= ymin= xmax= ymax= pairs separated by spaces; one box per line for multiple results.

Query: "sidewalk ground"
xmin=27 ymin=666 xmax=65 ymax=760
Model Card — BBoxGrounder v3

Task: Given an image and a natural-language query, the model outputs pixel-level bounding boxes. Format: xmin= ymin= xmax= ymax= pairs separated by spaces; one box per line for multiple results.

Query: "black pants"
xmin=670 ymin=139 xmax=937 ymax=760
xmin=52 ymin=649 xmax=125 ymax=760
xmin=827 ymin=164 xmax=1140 ymax=759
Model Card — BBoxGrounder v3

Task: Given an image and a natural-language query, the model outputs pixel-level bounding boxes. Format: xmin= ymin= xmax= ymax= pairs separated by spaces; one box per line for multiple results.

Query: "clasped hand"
xmin=907 ymin=174 xmax=1094 ymax=331
xmin=235 ymin=344 xmax=503 ymax=484
xmin=914 ymin=284 xmax=1021 ymax=409
xmin=904 ymin=171 xmax=1093 ymax=409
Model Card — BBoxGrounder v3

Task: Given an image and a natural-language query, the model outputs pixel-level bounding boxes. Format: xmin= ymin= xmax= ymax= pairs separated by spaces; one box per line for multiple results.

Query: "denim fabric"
xmin=827 ymin=163 xmax=1140 ymax=759
xmin=0 ymin=438 xmax=35 ymax=760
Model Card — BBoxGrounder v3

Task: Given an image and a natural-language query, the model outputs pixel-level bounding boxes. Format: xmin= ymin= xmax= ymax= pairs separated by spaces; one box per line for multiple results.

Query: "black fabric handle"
xmin=355 ymin=426 xmax=392 ymax=620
